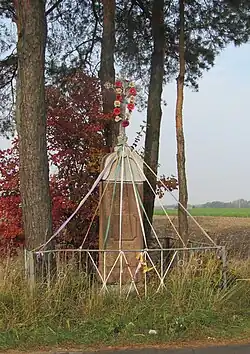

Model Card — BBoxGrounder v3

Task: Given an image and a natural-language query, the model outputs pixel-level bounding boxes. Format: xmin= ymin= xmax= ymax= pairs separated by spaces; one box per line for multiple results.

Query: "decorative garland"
xmin=112 ymin=80 xmax=137 ymax=128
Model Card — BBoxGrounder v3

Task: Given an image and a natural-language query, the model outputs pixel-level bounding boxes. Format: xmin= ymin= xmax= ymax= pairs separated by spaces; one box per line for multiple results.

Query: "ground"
xmin=4 ymin=340 xmax=250 ymax=354
xmin=153 ymin=215 xmax=250 ymax=257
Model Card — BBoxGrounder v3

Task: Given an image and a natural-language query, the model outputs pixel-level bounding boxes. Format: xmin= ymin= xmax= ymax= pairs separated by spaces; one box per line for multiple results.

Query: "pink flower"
xmin=129 ymin=88 xmax=137 ymax=95
xmin=116 ymin=94 xmax=123 ymax=102
xmin=121 ymin=120 xmax=130 ymax=128
xmin=115 ymin=81 xmax=123 ymax=88
xmin=127 ymin=103 xmax=135 ymax=111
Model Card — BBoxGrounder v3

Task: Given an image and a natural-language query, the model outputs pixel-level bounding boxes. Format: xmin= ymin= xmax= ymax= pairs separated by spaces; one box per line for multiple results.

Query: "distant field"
xmin=154 ymin=207 xmax=250 ymax=217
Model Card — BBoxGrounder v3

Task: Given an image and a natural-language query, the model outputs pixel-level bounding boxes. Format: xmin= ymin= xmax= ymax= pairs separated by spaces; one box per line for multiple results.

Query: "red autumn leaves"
xmin=0 ymin=72 xmax=109 ymax=254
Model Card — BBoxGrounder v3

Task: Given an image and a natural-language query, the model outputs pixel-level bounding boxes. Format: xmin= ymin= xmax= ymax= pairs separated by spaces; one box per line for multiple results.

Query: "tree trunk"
xmin=99 ymin=0 xmax=118 ymax=151
xmin=15 ymin=0 xmax=53 ymax=251
xmin=143 ymin=0 xmax=165 ymax=245
xmin=175 ymin=0 xmax=189 ymax=246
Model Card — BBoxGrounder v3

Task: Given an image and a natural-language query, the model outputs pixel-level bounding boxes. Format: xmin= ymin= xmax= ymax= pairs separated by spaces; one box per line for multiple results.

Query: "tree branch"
xmin=91 ymin=0 xmax=101 ymax=24
xmin=62 ymin=38 xmax=96 ymax=61
xmin=81 ymin=0 xmax=99 ymax=66
xmin=0 ymin=2 xmax=16 ymax=20
xmin=135 ymin=0 xmax=151 ymax=18
xmin=45 ymin=0 xmax=64 ymax=16
xmin=0 ymin=54 xmax=18 ymax=90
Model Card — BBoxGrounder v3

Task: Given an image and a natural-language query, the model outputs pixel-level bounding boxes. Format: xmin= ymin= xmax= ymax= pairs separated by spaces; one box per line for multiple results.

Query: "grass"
xmin=154 ymin=208 xmax=250 ymax=217
xmin=0 ymin=256 xmax=250 ymax=351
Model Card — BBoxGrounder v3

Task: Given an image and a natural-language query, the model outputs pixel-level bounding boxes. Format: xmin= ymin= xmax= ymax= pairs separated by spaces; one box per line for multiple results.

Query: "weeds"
xmin=0 ymin=255 xmax=249 ymax=350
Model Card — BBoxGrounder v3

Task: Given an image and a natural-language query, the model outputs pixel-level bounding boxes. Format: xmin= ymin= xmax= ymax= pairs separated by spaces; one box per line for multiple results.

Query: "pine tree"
xmin=15 ymin=0 xmax=52 ymax=250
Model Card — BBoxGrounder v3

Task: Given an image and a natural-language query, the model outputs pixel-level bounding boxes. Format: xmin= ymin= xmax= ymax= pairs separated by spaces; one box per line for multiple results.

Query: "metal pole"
xmin=160 ymin=249 xmax=164 ymax=292
xmin=25 ymin=250 xmax=35 ymax=293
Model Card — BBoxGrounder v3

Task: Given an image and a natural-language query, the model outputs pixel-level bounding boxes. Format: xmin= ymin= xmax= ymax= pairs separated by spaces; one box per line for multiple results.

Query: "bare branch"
xmin=91 ymin=0 xmax=101 ymax=24
xmin=45 ymin=0 xmax=64 ymax=16
xmin=135 ymin=0 xmax=151 ymax=18
xmin=0 ymin=54 xmax=18 ymax=90
xmin=62 ymin=38 xmax=95 ymax=61
xmin=0 ymin=3 xmax=16 ymax=20
xmin=81 ymin=0 xmax=100 ymax=66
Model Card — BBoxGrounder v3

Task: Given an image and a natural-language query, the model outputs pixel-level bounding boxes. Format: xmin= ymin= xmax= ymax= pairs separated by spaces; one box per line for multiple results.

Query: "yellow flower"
xmin=114 ymin=100 xmax=121 ymax=107
xmin=129 ymin=82 xmax=135 ymax=87
xmin=136 ymin=252 xmax=153 ymax=273
xmin=115 ymin=88 xmax=122 ymax=94
xmin=130 ymin=95 xmax=135 ymax=103
xmin=143 ymin=265 xmax=154 ymax=273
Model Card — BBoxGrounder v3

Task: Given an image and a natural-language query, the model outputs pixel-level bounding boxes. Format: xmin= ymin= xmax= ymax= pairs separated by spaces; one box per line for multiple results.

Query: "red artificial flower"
xmin=113 ymin=107 xmax=121 ymax=116
xmin=121 ymin=120 xmax=130 ymax=128
xmin=116 ymin=95 xmax=123 ymax=102
xmin=127 ymin=103 xmax=135 ymax=111
xmin=115 ymin=81 xmax=123 ymax=88
xmin=129 ymin=88 xmax=137 ymax=95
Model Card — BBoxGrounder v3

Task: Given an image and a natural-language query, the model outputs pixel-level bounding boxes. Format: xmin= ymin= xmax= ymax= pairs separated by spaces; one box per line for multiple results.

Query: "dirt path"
xmin=4 ymin=340 xmax=250 ymax=354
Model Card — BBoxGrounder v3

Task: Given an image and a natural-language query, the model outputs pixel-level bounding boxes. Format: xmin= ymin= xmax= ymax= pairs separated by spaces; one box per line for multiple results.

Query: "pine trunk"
xmin=175 ymin=0 xmax=189 ymax=245
xmin=99 ymin=0 xmax=118 ymax=150
xmin=15 ymin=0 xmax=53 ymax=251
xmin=143 ymin=0 xmax=165 ymax=245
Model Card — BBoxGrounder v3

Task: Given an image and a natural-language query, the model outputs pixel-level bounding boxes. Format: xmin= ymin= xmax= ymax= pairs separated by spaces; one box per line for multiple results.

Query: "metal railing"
xmin=24 ymin=245 xmax=227 ymax=297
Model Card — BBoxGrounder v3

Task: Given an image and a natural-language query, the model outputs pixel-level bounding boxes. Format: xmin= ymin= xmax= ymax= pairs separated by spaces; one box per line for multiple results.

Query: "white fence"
xmin=24 ymin=246 xmax=227 ymax=297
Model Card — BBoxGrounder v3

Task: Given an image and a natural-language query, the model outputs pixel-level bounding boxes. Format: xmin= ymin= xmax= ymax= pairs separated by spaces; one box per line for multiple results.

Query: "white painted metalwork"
xmin=24 ymin=140 xmax=225 ymax=295
xmin=26 ymin=246 xmax=225 ymax=297
xmin=25 ymin=78 xmax=225 ymax=295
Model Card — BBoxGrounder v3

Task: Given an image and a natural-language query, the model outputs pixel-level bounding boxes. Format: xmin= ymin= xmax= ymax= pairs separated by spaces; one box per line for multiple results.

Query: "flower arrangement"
xmin=105 ymin=79 xmax=137 ymax=128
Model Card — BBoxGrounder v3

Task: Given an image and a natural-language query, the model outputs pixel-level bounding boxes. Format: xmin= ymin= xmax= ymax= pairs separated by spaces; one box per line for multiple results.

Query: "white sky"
xmin=128 ymin=43 xmax=250 ymax=204
xmin=1 ymin=43 xmax=249 ymax=205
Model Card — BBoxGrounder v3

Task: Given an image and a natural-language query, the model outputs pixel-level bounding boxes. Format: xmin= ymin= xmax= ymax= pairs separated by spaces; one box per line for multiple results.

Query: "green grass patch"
xmin=154 ymin=208 xmax=250 ymax=217
xmin=0 ymin=258 xmax=250 ymax=350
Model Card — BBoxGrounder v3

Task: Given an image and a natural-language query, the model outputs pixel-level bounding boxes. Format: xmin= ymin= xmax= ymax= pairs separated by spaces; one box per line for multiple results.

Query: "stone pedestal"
xmin=98 ymin=146 xmax=145 ymax=284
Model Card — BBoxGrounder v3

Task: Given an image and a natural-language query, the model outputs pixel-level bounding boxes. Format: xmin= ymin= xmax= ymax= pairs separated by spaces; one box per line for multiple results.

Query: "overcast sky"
xmin=128 ymin=43 xmax=250 ymax=205
xmin=1 ymin=43 xmax=249 ymax=205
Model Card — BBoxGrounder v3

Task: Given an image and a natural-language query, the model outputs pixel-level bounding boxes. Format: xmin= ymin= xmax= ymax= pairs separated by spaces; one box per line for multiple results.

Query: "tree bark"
xmin=99 ymin=0 xmax=118 ymax=151
xmin=15 ymin=0 xmax=53 ymax=250
xmin=143 ymin=0 xmax=165 ymax=245
xmin=175 ymin=0 xmax=189 ymax=245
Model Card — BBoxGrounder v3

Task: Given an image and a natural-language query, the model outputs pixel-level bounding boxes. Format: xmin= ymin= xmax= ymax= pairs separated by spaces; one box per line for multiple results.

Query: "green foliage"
xmin=202 ymin=199 xmax=250 ymax=208
xmin=1 ymin=0 xmax=250 ymax=135
xmin=46 ymin=0 xmax=102 ymax=78
xmin=154 ymin=208 xmax=250 ymax=217
xmin=116 ymin=0 xmax=250 ymax=89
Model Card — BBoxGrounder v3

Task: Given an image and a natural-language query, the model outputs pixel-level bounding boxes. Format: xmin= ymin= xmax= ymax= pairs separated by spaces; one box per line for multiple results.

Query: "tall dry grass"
xmin=0 ymin=254 xmax=249 ymax=350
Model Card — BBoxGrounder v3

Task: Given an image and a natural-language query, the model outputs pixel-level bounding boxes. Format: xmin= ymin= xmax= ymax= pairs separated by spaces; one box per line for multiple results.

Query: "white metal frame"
xmin=25 ymin=139 xmax=225 ymax=295
xmin=25 ymin=245 xmax=226 ymax=297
